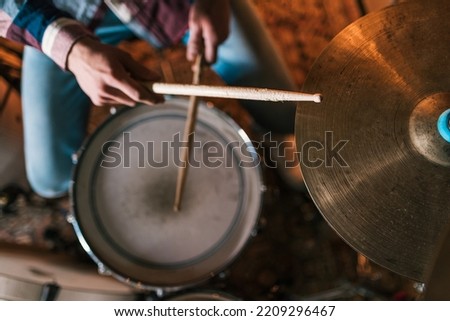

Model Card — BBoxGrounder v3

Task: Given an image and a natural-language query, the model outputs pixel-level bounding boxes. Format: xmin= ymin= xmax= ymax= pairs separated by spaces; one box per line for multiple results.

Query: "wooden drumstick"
xmin=146 ymin=83 xmax=322 ymax=103
xmin=173 ymin=55 xmax=203 ymax=212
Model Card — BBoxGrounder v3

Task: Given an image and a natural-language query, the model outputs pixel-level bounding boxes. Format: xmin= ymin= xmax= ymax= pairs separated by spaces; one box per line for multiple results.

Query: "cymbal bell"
xmin=296 ymin=0 xmax=450 ymax=281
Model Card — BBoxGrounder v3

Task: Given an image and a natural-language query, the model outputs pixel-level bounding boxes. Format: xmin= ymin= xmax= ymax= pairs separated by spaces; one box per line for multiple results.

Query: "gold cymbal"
xmin=296 ymin=0 xmax=450 ymax=281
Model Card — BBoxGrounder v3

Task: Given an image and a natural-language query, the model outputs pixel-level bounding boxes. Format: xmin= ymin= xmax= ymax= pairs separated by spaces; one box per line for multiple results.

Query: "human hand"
xmin=67 ymin=37 xmax=164 ymax=107
xmin=187 ymin=0 xmax=231 ymax=64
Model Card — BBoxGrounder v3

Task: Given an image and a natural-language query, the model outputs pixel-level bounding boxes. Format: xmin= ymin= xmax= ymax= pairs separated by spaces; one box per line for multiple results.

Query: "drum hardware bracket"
xmin=40 ymin=282 xmax=60 ymax=301
xmin=97 ymin=263 xmax=112 ymax=276
xmin=65 ymin=212 xmax=75 ymax=224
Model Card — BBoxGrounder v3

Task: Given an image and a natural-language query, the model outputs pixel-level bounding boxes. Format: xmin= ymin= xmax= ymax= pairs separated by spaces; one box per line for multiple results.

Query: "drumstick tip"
xmin=313 ymin=94 xmax=323 ymax=103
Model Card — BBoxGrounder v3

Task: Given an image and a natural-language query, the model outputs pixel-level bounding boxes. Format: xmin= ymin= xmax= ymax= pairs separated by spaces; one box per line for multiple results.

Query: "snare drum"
xmin=0 ymin=244 xmax=138 ymax=300
xmin=70 ymin=98 xmax=263 ymax=291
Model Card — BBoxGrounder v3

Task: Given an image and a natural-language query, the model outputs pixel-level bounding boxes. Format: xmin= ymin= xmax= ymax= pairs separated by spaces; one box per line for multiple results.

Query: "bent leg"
xmin=213 ymin=0 xmax=304 ymax=191
xmin=213 ymin=0 xmax=297 ymax=134
xmin=21 ymin=9 xmax=135 ymax=198
xmin=21 ymin=47 xmax=90 ymax=198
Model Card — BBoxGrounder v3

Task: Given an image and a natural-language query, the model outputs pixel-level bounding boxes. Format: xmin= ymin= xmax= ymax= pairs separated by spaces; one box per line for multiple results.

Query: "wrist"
xmin=42 ymin=18 xmax=97 ymax=70
xmin=67 ymin=36 xmax=99 ymax=72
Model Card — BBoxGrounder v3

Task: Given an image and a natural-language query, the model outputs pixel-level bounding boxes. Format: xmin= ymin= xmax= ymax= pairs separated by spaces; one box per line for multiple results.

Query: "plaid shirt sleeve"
xmin=106 ymin=0 xmax=190 ymax=47
xmin=1 ymin=0 xmax=95 ymax=69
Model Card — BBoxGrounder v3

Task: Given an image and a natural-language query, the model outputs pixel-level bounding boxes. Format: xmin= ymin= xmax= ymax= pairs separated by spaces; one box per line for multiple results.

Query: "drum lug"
xmin=71 ymin=152 xmax=79 ymax=165
xmin=65 ymin=213 xmax=75 ymax=224
xmin=155 ymin=288 xmax=165 ymax=298
xmin=97 ymin=263 xmax=112 ymax=276
xmin=109 ymin=106 xmax=118 ymax=115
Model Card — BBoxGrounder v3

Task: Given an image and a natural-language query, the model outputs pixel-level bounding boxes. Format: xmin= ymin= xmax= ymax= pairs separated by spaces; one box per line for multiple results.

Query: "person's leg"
xmin=21 ymin=47 xmax=91 ymax=198
xmin=21 ymin=9 xmax=135 ymax=198
xmin=212 ymin=0 xmax=304 ymax=191
xmin=213 ymin=0 xmax=297 ymax=135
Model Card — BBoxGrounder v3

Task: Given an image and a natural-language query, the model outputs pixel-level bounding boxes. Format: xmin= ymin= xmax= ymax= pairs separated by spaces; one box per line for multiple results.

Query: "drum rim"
xmin=70 ymin=98 xmax=263 ymax=291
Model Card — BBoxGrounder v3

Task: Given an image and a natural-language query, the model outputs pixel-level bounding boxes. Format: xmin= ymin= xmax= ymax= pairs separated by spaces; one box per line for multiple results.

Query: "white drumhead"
xmin=71 ymin=99 xmax=262 ymax=290
xmin=0 ymin=244 xmax=137 ymax=300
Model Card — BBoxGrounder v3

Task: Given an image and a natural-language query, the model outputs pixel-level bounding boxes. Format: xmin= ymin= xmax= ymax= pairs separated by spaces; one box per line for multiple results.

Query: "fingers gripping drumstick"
xmin=173 ymin=55 xmax=203 ymax=212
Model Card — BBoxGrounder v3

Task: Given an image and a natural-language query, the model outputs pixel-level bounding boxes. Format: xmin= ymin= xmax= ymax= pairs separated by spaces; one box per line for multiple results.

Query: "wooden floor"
xmin=0 ymin=0 xmax=420 ymax=300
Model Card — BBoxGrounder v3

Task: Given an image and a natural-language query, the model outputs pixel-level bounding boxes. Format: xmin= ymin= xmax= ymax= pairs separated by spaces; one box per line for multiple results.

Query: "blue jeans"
xmin=21 ymin=0 xmax=297 ymax=198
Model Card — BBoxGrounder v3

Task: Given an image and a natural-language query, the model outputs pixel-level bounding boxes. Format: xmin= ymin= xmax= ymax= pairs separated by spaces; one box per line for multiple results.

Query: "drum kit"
xmin=1 ymin=0 xmax=449 ymax=300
